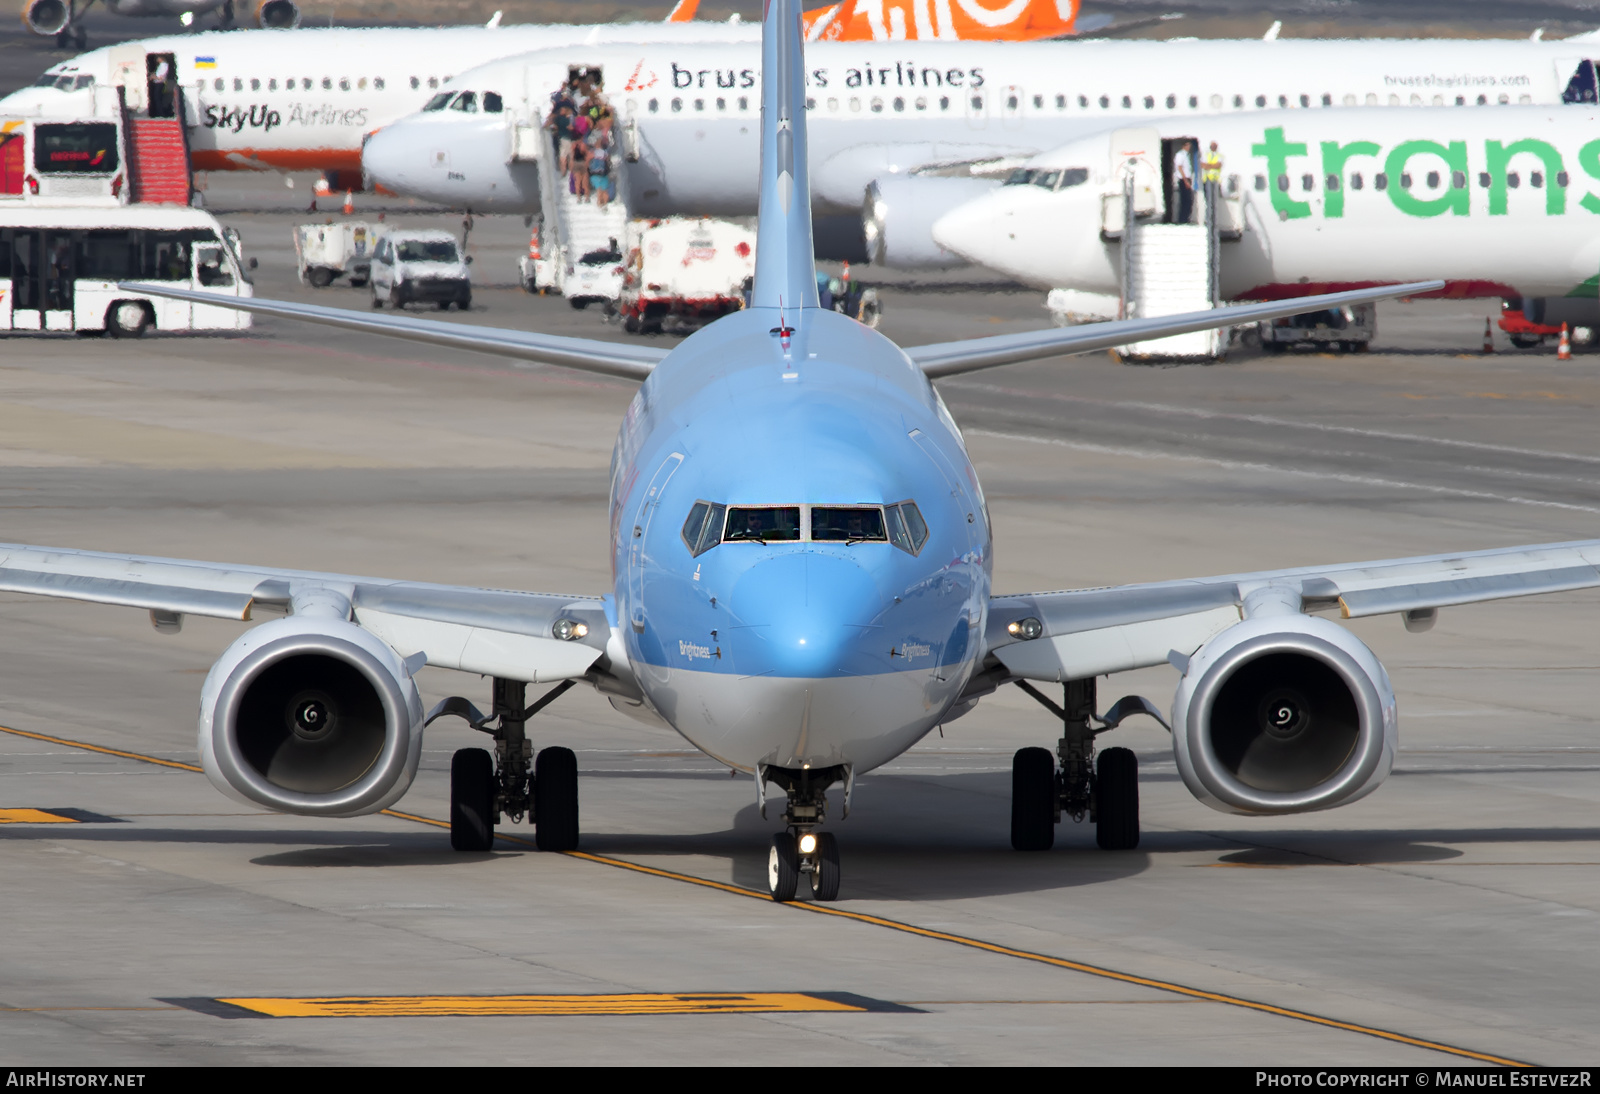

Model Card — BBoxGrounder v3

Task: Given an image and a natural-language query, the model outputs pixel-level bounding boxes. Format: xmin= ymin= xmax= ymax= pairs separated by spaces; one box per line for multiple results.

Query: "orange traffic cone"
xmin=342 ymin=190 xmax=354 ymax=216
xmin=841 ymin=260 xmax=850 ymax=284
xmin=528 ymin=231 xmax=540 ymax=261
xmin=1482 ymin=318 xmax=1494 ymax=353
xmin=1559 ymin=322 xmax=1572 ymax=360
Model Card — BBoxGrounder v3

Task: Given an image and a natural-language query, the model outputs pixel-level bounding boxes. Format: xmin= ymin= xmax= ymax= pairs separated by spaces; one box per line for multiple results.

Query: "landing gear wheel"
xmin=459 ymin=295 xmax=471 ymax=311
xmin=105 ymin=301 xmax=149 ymax=339
xmin=450 ymin=747 xmax=495 ymax=852
xmin=768 ymin=833 xmax=799 ymax=902
xmin=307 ymin=267 xmax=334 ymax=288
xmin=437 ymin=300 xmax=450 ymax=311
xmin=810 ymin=832 xmax=841 ymax=901
xmin=534 ymin=746 xmax=579 ymax=851
xmin=1095 ymin=747 xmax=1140 ymax=851
xmin=1510 ymin=334 xmax=1542 ymax=349
xmin=370 ymin=289 xmax=383 ymax=309
xmin=1010 ymin=746 xmax=1056 ymax=852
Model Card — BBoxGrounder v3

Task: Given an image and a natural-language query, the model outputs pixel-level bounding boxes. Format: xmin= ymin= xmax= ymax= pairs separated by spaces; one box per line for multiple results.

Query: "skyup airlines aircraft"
xmin=359 ymin=31 xmax=1600 ymax=255
xmin=5 ymin=0 xmax=1588 ymax=905
xmin=931 ymin=108 xmax=1600 ymax=325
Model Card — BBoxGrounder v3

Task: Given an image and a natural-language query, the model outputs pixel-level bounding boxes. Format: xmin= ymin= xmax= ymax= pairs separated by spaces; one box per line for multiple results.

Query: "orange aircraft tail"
xmin=665 ymin=0 xmax=700 ymax=22
xmin=803 ymin=0 xmax=1077 ymax=42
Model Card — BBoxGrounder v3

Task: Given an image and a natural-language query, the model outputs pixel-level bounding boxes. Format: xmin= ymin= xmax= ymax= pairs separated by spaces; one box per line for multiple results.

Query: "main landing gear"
xmin=760 ymin=765 xmax=845 ymax=903
xmin=429 ymin=676 xmax=580 ymax=853
xmin=1010 ymin=678 xmax=1161 ymax=853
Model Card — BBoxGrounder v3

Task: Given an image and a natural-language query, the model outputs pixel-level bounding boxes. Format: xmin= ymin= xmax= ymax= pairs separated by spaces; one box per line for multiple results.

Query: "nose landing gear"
xmin=760 ymin=765 xmax=846 ymax=902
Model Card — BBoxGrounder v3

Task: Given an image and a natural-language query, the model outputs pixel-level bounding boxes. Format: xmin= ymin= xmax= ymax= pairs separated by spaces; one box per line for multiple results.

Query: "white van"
xmin=368 ymin=230 xmax=472 ymax=311
xmin=0 ymin=204 xmax=253 ymax=336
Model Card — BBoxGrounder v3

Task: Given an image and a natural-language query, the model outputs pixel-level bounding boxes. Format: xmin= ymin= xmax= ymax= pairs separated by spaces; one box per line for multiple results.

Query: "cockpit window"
xmin=885 ymin=501 xmax=929 ymax=555
xmin=724 ymin=506 xmax=801 ymax=543
xmin=1003 ymin=166 xmax=1090 ymax=191
xmin=811 ymin=506 xmax=886 ymax=543
xmin=35 ymin=73 xmax=61 ymax=88
xmin=682 ymin=501 xmax=726 ymax=557
xmin=449 ymin=91 xmax=478 ymax=113
xmin=395 ymin=239 xmax=458 ymax=263
xmin=423 ymin=92 xmax=453 ymax=111
xmin=483 ymin=92 xmax=503 ymax=113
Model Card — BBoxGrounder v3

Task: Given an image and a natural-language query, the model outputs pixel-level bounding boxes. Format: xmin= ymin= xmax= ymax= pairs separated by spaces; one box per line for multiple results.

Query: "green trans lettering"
xmin=1486 ymin=139 xmax=1566 ymax=215
xmin=1252 ymin=126 xmax=1311 ymax=220
xmin=1384 ymin=140 xmax=1468 ymax=218
xmin=1320 ymin=139 xmax=1380 ymax=218
xmin=1575 ymin=138 xmax=1600 ymax=214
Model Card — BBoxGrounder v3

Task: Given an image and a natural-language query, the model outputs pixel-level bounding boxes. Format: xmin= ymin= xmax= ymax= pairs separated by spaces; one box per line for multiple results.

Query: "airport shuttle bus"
xmin=0 ymin=205 xmax=252 ymax=335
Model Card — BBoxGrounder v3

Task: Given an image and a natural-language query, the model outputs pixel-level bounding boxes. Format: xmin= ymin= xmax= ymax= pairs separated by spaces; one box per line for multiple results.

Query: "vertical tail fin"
xmin=750 ymin=0 xmax=820 ymax=311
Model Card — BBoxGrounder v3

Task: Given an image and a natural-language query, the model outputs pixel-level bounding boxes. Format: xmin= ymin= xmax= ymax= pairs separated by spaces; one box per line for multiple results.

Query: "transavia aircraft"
xmin=361 ymin=31 xmax=1600 ymax=264
xmin=7 ymin=0 xmax=1595 ymax=904
xmin=931 ymin=108 xmax=1600 ymax=325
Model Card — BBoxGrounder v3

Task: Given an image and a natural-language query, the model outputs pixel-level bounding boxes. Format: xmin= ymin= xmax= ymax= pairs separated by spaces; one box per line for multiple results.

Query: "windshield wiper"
xmin=725 ymin=530 xmax=768 ymax=544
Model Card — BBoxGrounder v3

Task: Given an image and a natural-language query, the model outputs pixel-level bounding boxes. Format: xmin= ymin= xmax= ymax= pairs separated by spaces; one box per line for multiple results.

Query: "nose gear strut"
xmin=758 ymin=763 xmax=846 ymax=903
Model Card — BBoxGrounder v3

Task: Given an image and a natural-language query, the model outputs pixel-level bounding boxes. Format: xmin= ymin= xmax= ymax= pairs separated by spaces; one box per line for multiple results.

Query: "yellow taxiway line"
xmin=0 ymin=723 xmax=1531 ymax=1065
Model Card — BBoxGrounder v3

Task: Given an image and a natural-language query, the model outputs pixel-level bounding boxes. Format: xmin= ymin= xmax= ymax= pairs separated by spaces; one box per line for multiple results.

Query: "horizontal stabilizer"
xmin=118 ymin=283 xmax=665 ymax=381
xmin=907 ymin=281 xmax=1446 ymax=378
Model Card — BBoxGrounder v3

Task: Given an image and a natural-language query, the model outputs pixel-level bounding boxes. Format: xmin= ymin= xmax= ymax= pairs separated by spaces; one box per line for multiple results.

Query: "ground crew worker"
xmin=1202 ymin=141 xmax=1223 ymax=186
xmin=1174 ymin=139 xmax=1196 ymax=223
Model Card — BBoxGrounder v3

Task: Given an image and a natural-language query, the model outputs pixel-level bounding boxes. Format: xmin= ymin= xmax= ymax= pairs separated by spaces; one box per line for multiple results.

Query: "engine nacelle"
xmin=256 ymin=0 xmax=301 ymax=28
xmin=863 ymin=176 xmax=998 ymax=269
xmin=23 ymin=0 xmax=71 ymax=35
xmin=199 ymin=616 xmax=424 ymax=817
xmin=1171 ymin=615 xmax=1396 ymax=815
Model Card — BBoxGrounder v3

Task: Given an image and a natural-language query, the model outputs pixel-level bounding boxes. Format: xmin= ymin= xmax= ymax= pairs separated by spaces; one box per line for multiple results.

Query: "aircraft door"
xmin=626 ymin=452 xmax=684 ymax=633
xmin=108 ymin=47 xmax=145 ymax=112
xmin=42 ymin=232 xmax=75 ymax=330
xmin=1560 ymin=59 xmax=1597 ymax=104
xmin=1160 ymin=136 xmax=1199 ymax=224
xmin=192 ymin=241 xmax=239 ymax=327
xmin=146 ymin=53 xmax=177 ymax=120
xmin=1108 ymin=127 xmax=1162 ymax=220
xmin=1000 ymin=85 xmax=1024 ymax=130
xmin=0 ymin=127 xmax=23 ymax=196
xmin=965 ymin=86 xmax=987 ymax=130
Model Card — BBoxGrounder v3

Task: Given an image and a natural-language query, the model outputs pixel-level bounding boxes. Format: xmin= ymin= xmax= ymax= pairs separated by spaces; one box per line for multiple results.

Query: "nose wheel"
xmin=767 ymin=830 xmax=841 ymax=903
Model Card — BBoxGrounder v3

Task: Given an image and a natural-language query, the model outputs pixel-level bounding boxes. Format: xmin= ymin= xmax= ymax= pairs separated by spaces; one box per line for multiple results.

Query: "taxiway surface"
xmin=0 ymin=206 xmax=1596 ymax=1065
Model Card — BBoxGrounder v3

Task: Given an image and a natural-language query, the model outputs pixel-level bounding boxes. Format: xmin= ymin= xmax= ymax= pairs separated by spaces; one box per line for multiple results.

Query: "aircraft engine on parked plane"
xmin=23 ymin=0 xmax=72 ymax=35
xmin=1170 ymin=613 xmax=1397 ymax=816
xmin=198 ymin=615 xmax=425 ymax=817
xmin=255 ymin=0 xmax=300 ymax=28
xmin=863 ymin=176 xmax=999 ymax=269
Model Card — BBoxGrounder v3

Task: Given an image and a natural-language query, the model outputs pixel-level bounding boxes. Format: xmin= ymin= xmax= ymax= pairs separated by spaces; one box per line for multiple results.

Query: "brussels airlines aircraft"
xmin=931 ymin=107 xmax=1600 ymax=319
xmin=362 ymin=30 xmax=1600 ymax=254
xmin=2 ymin=0 xmax=1589 ymax=904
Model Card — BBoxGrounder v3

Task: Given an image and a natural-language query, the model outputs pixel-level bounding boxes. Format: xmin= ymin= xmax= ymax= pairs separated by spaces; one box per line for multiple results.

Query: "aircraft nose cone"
xmin=729 ymin=554 xmax=880 ymax=678
xmin=361 ymin=124 xmax=424 ymax=194
xmin=931 ymin=198 xmax=998 ymax=265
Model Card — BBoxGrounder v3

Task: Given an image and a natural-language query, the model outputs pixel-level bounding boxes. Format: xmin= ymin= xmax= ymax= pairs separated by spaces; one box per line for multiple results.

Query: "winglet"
xmin=750 ymin=0 xmax=820 ymax=311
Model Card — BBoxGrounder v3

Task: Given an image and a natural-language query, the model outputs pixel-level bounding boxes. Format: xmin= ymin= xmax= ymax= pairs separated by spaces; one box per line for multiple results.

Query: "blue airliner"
xmin=4 ymin=0 xmax=1591 ymax=903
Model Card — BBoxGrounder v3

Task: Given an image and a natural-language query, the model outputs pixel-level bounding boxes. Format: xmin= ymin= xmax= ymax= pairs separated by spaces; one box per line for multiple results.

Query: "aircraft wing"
xmin=119 ymin=282 xmax=666 ymax=381
xmin=978 ymin=539 xmax=1600 ymax=686
xmin=0 ymin=543 xmax=610 ymax=684
xmin=907 ymin=282 xmax=1444 ymax=378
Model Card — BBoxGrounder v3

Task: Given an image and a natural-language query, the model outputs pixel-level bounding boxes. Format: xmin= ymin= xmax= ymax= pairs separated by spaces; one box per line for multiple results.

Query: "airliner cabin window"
xmin=234 ymin=78 xmax=243 ymax=91
xmin=885 ymin=502 xmax=929 ymax=555
xmin=724 ymin=507 xmax=801 ymax=543
xmin=375 ymin=77 xmax=385 ymax=90
xmin=250 ymin=78 xmax=260 ymax=91
xmin=428 ymin=77 xmax=439 ymax=89
xmin=682 ymin=502 xmax=727 ymax=557
xmin=268 ymin=79 xmax=277 ymax=91
xmin=213 ymin=78 xmax=223 ymax=91
xmin=812 ymin=507 xmax=887 ymax=543
xmin=410 ymin=76 xmax=420 ymax=89
xmin=322 ymin=77 xmax=332 ymax=90
xmin=340 ymin=77 xmax=350 ymax=91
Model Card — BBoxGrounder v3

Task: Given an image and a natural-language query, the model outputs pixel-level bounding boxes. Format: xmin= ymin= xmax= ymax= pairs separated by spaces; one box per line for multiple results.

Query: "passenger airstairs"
xmin=532 ymin=126 xmax=630 ymax=300
xmin=1095 ymin=130 xmax=1241 ymax=361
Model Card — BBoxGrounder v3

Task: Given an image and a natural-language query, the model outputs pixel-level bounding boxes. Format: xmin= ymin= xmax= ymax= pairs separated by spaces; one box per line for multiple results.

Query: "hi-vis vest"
xmin=1201 ymin=152 xmax=1223 ymax=183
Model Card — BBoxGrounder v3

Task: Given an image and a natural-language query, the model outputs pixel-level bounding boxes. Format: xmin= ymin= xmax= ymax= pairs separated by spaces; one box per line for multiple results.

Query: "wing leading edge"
xmin=982 ymin=539 xmax=1600 ymax=684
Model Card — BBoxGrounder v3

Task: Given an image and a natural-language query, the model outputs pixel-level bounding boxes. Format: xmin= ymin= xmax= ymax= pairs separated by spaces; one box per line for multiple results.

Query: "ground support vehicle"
xmin=0 ymin=203 xmax=251 ymax=336
xmin=1256 ymin=302 xmax=1373 ymax=353
xmin=619 ymin=217 xmax=754 ymax=334
xmin=369 ymin=230 xmax=472 ymax=311
xmin=293 ymin=220 xmax=384 ymax=288
xmin=566 ymin=243 xmax=624 ymax=311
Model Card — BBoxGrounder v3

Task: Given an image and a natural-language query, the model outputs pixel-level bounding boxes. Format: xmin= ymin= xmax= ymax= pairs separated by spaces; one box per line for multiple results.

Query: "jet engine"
xmin=256 ymin=0 xmax=300 ymax=28
xmin=198 ymin=616 xmax=425 ymax=817
xmin=863 ymin=175 xmax=998 ymax=269
xmin=23 ymin=0 xmax=72 ymax=36
xmin=1170 ymin=615 xmax=1396 ymax=815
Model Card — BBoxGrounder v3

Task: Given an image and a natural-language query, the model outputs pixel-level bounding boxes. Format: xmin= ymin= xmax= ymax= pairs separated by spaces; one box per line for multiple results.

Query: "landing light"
xmin=552 ymin=618 xmax=589 ymax=641
xmin=1008 ymin=617 xmax=1043 ymax=640
xmin=798 ymin=833 xmax=818 ymax=855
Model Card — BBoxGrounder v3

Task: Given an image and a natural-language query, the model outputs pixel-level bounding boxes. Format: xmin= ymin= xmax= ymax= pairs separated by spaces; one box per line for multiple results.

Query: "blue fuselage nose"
xmin=726 ymin=552 xmax=882 ymax=678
